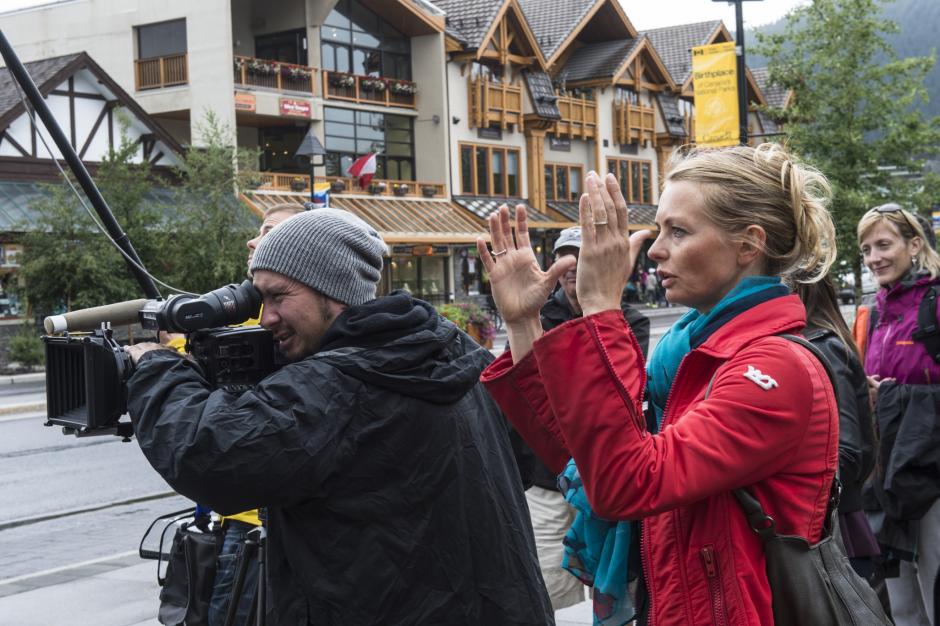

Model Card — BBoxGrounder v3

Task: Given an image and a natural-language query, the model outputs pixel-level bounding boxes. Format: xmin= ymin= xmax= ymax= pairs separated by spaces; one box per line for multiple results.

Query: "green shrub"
xmin=8 ymin=325 xmax=44 ymax=367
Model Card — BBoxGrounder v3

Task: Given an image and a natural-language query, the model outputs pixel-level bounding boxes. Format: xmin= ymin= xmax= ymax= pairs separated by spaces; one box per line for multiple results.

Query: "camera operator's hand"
xmin=124 ymin=342 xmax=173 ymax=365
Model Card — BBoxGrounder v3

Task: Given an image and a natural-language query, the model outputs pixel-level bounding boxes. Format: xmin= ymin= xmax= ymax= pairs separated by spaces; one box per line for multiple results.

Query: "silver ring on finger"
xmin=491 ymin=249 xmax=508 ymax=257
xmin=594 ymin=220 xmax=609 ymax=226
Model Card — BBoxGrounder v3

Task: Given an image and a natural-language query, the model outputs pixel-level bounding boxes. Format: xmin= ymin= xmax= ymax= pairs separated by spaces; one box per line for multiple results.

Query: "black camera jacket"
xmin=128 ymin=292 xmax=553 ymax=626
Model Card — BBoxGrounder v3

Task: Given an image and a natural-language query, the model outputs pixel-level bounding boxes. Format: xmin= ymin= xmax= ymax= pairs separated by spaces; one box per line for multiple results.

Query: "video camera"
xmin=42 ymin=281 xmax=283 ymax=439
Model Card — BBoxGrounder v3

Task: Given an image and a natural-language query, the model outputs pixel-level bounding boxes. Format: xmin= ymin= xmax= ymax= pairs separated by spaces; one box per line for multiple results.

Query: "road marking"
xmin=0 ymin=411 xmax=46 ymax=423
xmin=0 ymin=402 xmax=46 ymax=416
xmin=0 ymin=550 xmax=139 ymax=586
xmin=0 ymin=491 xmax=177 ymax=532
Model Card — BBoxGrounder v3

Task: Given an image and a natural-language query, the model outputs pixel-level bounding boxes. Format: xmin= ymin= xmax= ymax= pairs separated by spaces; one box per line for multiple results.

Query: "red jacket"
xmin=481 ymin=295 xmax=838 ymax=625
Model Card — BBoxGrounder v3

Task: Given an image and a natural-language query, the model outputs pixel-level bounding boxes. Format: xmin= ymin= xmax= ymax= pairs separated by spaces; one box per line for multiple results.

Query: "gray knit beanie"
xmin=250 ymin=208 xmax=387 ymax=306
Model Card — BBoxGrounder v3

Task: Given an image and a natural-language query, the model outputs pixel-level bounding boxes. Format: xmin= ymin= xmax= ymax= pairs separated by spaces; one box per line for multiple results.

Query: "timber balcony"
xmin=685 ymin=111 xmax=696 ymax=142
xmin=234 ymin=56 xmax=319 ymax=94
xmin=322 ymin=70 xmax=417 ymax=108
xmin=613 ymin=101 xmax=656 ymax=147
xmin=551 ymin=93 xmax=597 ymax=139
xmin=468 ymin=77 xmax=524 ymax=130
xmin=135 ymin=54 xmax=188 ymax=91
xmin=255 ymin=173 xmax=445 ymax=198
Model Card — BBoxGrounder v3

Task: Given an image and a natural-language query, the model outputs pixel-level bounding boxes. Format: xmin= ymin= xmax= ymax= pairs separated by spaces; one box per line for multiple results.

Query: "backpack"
xmin=862 ymin=284 xmax=940 ymax=363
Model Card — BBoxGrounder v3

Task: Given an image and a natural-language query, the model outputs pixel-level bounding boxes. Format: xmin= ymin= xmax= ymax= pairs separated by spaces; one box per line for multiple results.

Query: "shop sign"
xmin=280 ymin=98 xmax=311 ymax=118
xmin=234 ymin=92 xmax=256 ymax=112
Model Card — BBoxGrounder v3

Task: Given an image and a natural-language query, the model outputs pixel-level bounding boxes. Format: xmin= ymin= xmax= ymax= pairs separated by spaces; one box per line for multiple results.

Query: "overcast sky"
xmin=623 ymin=0 xmax=810 ymax=30
xmin=0 ymin=0 xmax=811 ymax=30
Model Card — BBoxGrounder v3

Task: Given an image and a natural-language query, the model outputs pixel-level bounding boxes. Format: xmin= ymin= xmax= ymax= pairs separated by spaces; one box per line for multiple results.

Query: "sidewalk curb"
xmin=0 ymin=372 xmax=45 ymax=385
xmin=0 ymin=402 xmax=45 ymax=416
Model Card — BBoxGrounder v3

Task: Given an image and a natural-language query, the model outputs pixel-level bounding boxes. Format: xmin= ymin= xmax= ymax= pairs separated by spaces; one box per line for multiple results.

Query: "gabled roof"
xmin=641 ymin=20 xmax=725 ymax=88
xmin=520 ymin=0 xmax=596 ymax=62
xmin=559 ymin=38 xmax=641 ymax=83
xmin=431 ymin=0 xmax=505 ymax=49
xmin=0 ymin=52 xmax=184 ymax=157
xmin=750 ymin=67 xmax=790 ymax=109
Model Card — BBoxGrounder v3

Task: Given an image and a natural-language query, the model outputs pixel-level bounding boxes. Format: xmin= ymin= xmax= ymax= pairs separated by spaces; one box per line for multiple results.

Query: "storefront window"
xmin=324 ymin=107 xmax=415 ymax=180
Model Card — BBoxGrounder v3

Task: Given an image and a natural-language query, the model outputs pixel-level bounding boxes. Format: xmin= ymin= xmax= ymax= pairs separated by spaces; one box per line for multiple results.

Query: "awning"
xmin=242 ymin=190 xmax=488 ymax=244
xmin=452 ymin=196 xmax=574 ymax=229
xmin=546 ymin=200 xmax=659 ymax=231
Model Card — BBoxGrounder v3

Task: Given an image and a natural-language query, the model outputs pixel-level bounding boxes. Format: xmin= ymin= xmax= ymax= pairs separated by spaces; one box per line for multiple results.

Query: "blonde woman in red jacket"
xmin=478 ymin=144 xmax=839 ymax=625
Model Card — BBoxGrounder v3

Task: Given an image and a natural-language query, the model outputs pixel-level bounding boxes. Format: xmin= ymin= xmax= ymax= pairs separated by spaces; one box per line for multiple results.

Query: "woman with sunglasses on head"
xmin=478 ymin=144 xmax=841 ymax=625
xmin=858 ymin=204 xmax=940 ymax=626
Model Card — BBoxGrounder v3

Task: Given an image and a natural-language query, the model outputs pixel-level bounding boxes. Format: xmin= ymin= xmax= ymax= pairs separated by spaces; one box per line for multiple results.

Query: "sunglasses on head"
xmin=870 ymin=203 xmax=920 ymax=236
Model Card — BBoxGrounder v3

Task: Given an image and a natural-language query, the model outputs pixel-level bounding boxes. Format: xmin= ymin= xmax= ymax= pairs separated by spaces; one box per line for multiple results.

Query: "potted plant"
xmin=393 ymin=184 xmax=409 ymax=196
xmin=421 ymin=185 xmax=437 ymax=198
xmin=361 ymin=77 xmax=387 ymax=92
xmin=330 ymin=180 xmax=347 ymax=193
xmin=330 ymin=73 xmax=355 ymax=88
xmin=389 ymin=80 xmax=417 ymax=96
xmin=437 ymin=302 xmax=496 ymax=349
xmin=290 ymin=177 xmax=307 ymax=192
xmin=367 ymin=182 xmax=387 ymax=194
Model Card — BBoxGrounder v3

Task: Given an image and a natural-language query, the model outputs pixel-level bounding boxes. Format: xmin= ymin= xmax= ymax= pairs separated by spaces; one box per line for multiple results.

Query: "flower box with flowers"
xmin=389 ymin=81 xmax=417 ymax=96
xmin=437 ymin=303 xmax=495 ymax=349
xmin=247 ymin=60 xmax=279 ymax=76
xmin=330 ymin=74 xmax=356 ymax=89
xmin=360 ymin=78 xmax=387 ymax=93
xmin=281 ymin=65 xmax=312 ymax=81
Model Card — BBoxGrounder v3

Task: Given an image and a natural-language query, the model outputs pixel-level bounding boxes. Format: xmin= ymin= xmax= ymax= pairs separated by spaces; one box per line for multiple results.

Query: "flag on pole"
xmin=312 ymin=182 xmax=330 ymax=208
xmin=346 ymin=152 xmax=377 ymax=188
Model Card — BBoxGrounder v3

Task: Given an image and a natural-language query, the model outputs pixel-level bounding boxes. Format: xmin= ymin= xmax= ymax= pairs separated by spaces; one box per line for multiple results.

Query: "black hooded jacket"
xmin=128 ymin=292 xmax=553 ymax=625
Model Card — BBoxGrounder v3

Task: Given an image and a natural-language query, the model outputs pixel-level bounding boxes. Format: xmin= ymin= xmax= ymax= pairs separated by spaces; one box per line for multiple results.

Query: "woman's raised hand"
xmin=476 ymin=204 xmax=576 ymax=326
xmin=576 ymin=172 xmax=652 ymax=316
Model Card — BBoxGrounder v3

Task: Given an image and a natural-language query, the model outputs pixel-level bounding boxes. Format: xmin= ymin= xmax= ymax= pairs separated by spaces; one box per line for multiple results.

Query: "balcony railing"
xmin=321 ymin=70 xmax=417 ymax=108
xmin=613 ymin=101 xmax=656 ymax=147
xmin=551 ymin=93 xmax=597 ymax=139
xmin=234 ymin=56 xmax=318 ymax=94
xmin=135 ymin=53 xmax=188 ymax=91
xmin=254 ymin=173 xmax=445 ymax=198
xmin=468 ymin=77 xmax=524 ymax=130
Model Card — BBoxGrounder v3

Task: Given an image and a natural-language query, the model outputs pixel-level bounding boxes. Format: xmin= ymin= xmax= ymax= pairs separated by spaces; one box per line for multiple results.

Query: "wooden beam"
xmin=525 ymin=129 xmax=546 ymax=213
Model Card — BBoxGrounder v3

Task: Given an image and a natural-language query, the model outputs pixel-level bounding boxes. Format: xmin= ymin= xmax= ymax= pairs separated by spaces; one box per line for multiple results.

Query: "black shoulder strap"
xmin=912 ymin=285 xmax=940 ymax=364
xmin=701 ymin=334 xmax=842 ymax=539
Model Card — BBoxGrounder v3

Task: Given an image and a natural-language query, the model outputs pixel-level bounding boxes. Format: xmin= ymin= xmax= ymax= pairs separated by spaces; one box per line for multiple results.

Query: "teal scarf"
xmin=561 ymin=276 xmax=789 ymax=625
xmin=646 ymin=276 xmax=789 ymax=427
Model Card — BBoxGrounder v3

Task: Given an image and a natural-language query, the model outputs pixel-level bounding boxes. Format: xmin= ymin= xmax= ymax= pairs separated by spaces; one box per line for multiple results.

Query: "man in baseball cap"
xmin=523 ymin=225 xmax=651 ymax=611
xmin=124 ymin=209 xmax=552 ymax=624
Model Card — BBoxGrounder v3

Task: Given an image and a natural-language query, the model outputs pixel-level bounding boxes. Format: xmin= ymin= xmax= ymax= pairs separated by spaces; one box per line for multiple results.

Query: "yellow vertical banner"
xmin=692 ymin=42 xmax=739 ymax=147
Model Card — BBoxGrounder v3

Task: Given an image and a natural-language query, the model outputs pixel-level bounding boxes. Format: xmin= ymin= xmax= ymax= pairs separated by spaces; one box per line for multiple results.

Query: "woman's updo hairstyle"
xmin=664 ymin=143 xmax=836 ymax=284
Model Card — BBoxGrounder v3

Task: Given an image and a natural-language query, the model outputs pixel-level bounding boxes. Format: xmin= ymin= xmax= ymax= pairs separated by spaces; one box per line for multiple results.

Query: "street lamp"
xmin=293 ymin=126 xmax=327 ymax=202
xmin=712 ymin=0 xmax=762 ymax=145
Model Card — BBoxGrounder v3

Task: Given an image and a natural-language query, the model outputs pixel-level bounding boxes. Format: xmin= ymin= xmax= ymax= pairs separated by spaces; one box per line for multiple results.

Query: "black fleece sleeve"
xmin=127 ymin=351 xmax=356 ymax=515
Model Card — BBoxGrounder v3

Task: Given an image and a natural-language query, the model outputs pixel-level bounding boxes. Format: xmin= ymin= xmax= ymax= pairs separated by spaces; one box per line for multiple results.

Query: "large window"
xmin=614 ymin=87 xmax=639 ymax=105
xmin=259 ymin=126 xmax=307 ymax=173
xmin=324 ymin=107 xmax=415 ymax=180
xmin=256 ymin=29 xmax=307 ymax=65
xmin=607 ymin=158 xmax=653 ymax=204
xmin=544 ymin=163 xmax=582 ymax=202
xmin=459 ymin=143 xmax=520 ymax=196
xmin=321 ymin=0 xmax=411 ymax=79
xmin=136 ymin=19 xmax=186 ymax=60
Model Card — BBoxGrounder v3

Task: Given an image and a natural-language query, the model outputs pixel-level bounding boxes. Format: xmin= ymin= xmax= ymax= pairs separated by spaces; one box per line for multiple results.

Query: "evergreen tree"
xmin=757 ymin=0 xmax=940 ymax=287
xmin=162 ymin=111 xmax=260 ymax=294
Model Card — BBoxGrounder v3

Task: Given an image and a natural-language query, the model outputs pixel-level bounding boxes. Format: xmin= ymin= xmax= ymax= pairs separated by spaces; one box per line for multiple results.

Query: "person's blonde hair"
xmin=263 ymin=202 xmax=304 ymax=220
xmin=856 ymin=204 xmax=940 ymax=279
xmin=665 ymin=143 xmax=836 ymax=284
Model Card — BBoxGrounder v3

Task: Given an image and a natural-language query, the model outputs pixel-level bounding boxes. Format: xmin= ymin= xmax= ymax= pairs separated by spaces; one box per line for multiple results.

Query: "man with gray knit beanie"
xmin=123 ymin=208 xmax=552 ymax=625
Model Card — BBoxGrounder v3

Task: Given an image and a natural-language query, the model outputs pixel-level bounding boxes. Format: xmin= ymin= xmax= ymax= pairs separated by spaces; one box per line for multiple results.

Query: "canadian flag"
xmin=346 ymin=152 xmax=377 ymax=188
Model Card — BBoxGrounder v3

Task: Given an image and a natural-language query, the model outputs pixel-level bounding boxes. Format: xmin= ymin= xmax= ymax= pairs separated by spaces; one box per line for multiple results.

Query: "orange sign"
xmin=280 ymin=98 xmax=311 ymax=118
xmin=234 ymin=92 xmax=255 ymax=112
